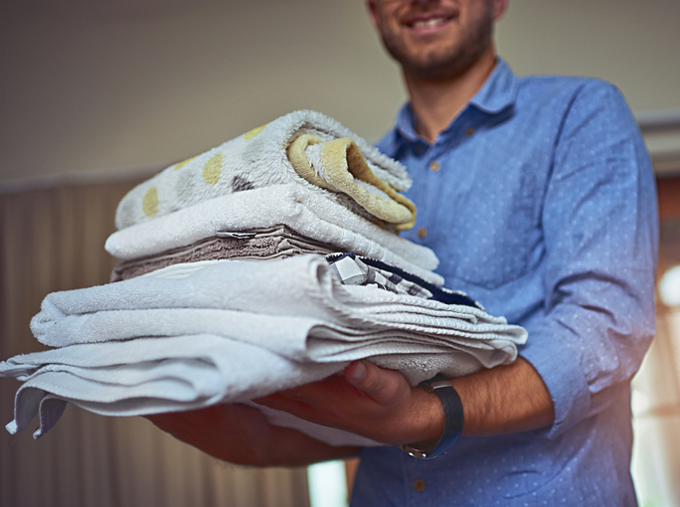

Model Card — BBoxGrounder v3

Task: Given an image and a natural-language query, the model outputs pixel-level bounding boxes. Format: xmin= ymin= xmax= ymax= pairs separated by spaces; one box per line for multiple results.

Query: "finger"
xmin=271 ymin=375 xmax=358 ymax=405
xmin=344 ymin=361 xmax=410 ymax=405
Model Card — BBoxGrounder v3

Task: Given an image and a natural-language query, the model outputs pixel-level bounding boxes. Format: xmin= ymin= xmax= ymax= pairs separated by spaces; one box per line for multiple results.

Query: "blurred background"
xmin=1 ymin=0 xmax=679 ymax=506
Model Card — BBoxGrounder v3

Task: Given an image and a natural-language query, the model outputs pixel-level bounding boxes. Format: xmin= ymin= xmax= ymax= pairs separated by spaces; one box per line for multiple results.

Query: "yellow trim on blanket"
xmin=322 ymin=138 xmax=416 ymax=231
xmin=287 ymin=134 xmax=333 ymax=190
xmin=287 ymin=135 xmax=416 ymax=230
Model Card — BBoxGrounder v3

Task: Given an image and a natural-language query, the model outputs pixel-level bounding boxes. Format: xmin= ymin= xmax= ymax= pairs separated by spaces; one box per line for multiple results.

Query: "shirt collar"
xmin=390 ymin=57 xmax=519 ymax=145
xmin=393 ymin=105 xmax=419 ymax=143
xmin=469 ymin=57 xmax=518 ymax=114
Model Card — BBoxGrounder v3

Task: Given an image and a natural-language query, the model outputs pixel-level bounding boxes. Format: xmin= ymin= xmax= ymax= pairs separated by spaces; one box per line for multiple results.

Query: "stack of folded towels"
xmin=0 ymin=110 xmax=527 ymax=446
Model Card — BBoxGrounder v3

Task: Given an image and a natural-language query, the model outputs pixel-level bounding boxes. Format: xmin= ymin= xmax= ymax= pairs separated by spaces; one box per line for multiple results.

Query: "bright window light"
xmin=658 ymin=265 xmax=680 ymax=306
xmin=308 ymin=460 xmax=348 ymax=507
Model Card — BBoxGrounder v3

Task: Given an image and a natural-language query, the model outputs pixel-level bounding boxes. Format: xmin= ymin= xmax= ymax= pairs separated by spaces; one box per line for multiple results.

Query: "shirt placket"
xmin=415 ymin=112 xmax=479 ymax=242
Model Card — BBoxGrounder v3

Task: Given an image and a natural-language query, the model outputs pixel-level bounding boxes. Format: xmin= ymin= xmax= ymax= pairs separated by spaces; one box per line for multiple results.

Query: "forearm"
xmin=148 ymin=403 xmax=358 ymax=468
xmin=452 ymin=357 xmax=554 ymax=437
xmin=409 ymin=357 xmax=554 ymax=449
xmin=244 ymin=425 xmax=359 ymax=467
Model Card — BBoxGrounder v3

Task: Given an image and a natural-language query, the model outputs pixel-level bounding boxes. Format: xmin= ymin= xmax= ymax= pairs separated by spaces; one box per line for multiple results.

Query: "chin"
xmin=401 ymin=51 xmax=473 ymax=80
xmin=381 ymin=16 xmax=494 ymax=80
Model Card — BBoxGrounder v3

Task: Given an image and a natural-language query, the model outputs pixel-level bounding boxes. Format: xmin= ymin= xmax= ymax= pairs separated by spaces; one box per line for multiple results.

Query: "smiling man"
xmin=372 ymin=0 xmax=495 ymax=84
xmin=150 ymin=1 xmax=659 ymax=505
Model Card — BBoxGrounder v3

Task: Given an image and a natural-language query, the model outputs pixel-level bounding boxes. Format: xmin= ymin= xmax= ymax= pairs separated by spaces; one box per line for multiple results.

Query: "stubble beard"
xmin=379 ymin=14 xmax=494 ymax=82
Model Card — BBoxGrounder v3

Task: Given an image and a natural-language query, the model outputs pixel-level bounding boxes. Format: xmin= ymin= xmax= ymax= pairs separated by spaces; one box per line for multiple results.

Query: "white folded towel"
xmin=2 ymin=256 xmax=527 ymax=444
xmin=0 ymin=341 xmax=487 ymax=445
xmin=31 ymin=308 xmax=520 ymax=366
xmin=2 ymin=334 xmax=343 ymax=439
xmin=31 ymin=257 xmax=526 ymax=357
xmin=105 ymin=184 xmax=442 ymax=285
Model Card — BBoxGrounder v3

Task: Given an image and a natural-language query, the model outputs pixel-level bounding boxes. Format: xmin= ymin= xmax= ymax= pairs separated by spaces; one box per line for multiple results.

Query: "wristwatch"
xmin=400 ymin=374 xmax=464 ymax=459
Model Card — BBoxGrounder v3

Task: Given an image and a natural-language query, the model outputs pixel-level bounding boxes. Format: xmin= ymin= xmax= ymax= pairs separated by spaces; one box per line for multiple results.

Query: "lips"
xmin=403 ymin=12 xmax=457 ymax=33
xmin=408 ymin=16 xmax=452 ymax=29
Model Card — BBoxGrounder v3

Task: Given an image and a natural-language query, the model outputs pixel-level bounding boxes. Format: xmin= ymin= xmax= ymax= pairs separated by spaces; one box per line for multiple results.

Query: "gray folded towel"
xmin=111 ymin=225 xmax=339 ymax=281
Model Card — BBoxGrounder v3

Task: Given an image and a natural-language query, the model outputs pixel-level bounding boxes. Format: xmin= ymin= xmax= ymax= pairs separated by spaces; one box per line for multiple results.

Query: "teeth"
xmin=412 ymin=17 xmax=446 ymax=29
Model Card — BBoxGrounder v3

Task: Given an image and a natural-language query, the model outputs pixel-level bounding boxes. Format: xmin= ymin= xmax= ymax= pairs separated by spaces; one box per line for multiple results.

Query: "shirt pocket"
xmin=435 ymin=170 xmax=542 ymax=291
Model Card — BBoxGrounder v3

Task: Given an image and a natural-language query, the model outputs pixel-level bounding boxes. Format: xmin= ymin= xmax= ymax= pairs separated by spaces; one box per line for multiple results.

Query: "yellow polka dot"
xmin=142 ymin=187 xmax=159 ymax=218
xmin=203 ymin=154 xmax=223 ymax=185
xmin=173 ymin=156 xmax=197 ymax=171
xmin=243 ymin=123 xmax=269 ymax=140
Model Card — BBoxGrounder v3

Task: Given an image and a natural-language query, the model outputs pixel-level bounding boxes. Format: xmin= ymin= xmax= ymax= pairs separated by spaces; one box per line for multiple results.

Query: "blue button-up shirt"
xmin=350 ymin=59 xmax=658 ymax=506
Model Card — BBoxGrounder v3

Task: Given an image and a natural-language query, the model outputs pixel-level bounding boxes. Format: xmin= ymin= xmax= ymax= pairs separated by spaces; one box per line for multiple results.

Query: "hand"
xmin=148 ymin=358 xmax=554 ymax=466
xmin=255 ymin=357 xmax=555 ymax=445
xmin=255 ymin=361 xmax=445 ymax=447
xmin=147 ymin=403 xmax=358 ymax=467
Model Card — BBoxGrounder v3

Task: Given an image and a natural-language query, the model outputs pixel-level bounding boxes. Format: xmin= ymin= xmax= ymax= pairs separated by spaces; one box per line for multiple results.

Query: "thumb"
xmin=344 ymin=361 xmax=408 ymax=405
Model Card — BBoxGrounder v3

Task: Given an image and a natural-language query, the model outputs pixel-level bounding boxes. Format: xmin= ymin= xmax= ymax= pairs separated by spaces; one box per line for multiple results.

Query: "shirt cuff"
xmin=519 ymin=327 xmax=591 ymax=439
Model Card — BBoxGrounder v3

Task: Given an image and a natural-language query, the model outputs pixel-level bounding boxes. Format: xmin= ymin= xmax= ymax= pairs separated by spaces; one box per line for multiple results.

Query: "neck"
xmin=404 ymin=46 xmax=497 ymax=144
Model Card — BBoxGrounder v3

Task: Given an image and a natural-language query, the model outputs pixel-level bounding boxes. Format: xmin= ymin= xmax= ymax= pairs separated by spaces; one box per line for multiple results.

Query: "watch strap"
xmin=400 ymin=374 xmax=464 ymax=459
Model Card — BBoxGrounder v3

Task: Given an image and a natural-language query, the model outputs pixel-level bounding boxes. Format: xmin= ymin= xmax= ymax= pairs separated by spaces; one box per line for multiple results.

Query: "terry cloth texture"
xmin=111 ymin=225 xmax=339 ymax=282
xmin=2 ymin=256 xmax=527 ymax=443
xmin=105 ymin=183 xmax=442 ymax=286
xmin=115 ymin=110 xmax=416 ymax=231
xmin=31 ymin=257 xmax=525 ymax=359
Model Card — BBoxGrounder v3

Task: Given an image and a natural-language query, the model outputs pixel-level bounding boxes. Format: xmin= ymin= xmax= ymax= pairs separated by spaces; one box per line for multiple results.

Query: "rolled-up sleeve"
xmin=520 ymin=82 xmax=659 ymax=439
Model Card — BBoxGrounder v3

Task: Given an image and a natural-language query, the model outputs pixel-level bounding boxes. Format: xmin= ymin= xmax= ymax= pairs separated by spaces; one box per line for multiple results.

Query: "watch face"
xmin=400 ymin=444 xmax=434 ymax=459
xmin=430 ymin=379 xmax=453 ymax=390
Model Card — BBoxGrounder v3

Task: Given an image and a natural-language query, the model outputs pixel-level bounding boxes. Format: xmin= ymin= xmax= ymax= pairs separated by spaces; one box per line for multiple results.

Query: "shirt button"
xmin=429 ymin=161 xmax=440 ymax=172
xmin=415 ymin=144 xmax=426 ymax=154
xmin=417 ymin=227 xmax=428 ymax=238
xmin=413 ymin=479 xmax=426 ymax=492
xmin=466 ymin=127 xmax=475 ymax=136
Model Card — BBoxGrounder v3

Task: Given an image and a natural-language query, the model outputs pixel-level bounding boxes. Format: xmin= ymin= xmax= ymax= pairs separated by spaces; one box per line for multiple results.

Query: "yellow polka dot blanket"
xmin=116 ymin=110 xmax=415 ymax=231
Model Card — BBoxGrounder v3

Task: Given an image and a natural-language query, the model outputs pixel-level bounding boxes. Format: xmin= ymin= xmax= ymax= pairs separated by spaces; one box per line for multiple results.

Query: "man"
xmin=150 ymin=0 xmax=658 ymax=504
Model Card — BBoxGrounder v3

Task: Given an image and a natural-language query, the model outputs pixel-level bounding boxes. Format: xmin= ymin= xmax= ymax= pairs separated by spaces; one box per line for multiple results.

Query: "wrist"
xmin=404 ymin=387 xmax=446 ymax=448
xmin=401 ymin=375 xmax=464 ymax=459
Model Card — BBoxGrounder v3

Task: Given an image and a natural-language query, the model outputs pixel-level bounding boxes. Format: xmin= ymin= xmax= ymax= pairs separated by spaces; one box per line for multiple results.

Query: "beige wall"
xmin=498 ymin=0 xmax=680 ymax=111
xmin=1 ymin=0 xmax=680 ymax=182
